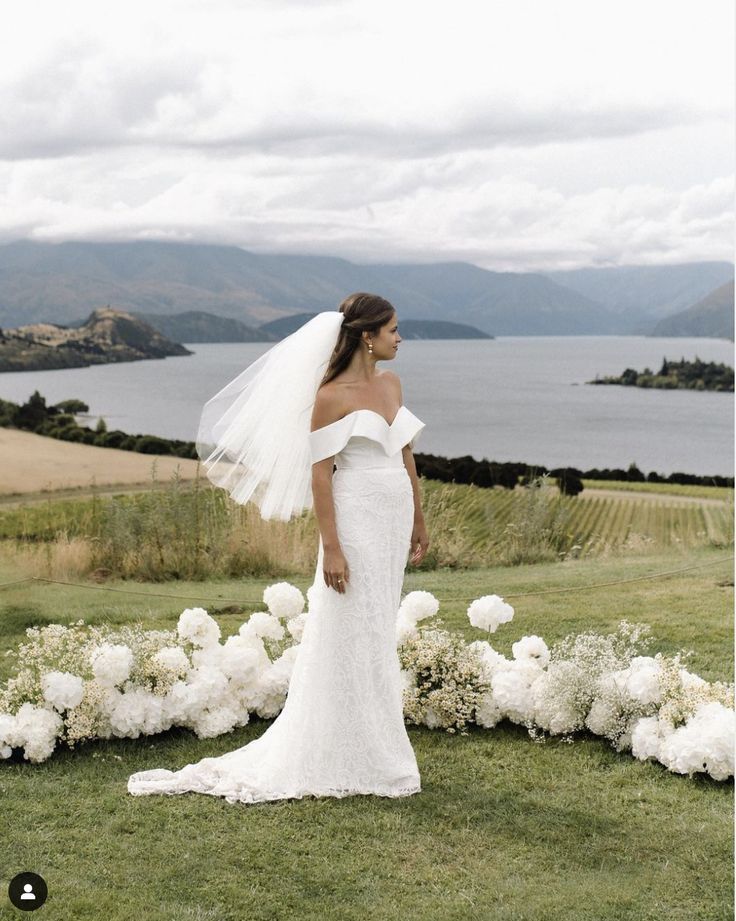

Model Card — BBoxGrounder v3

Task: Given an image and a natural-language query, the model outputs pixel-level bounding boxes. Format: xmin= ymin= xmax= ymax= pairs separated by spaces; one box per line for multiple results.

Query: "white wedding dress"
xmin=127 ymin=405 xmax=426 ymax=804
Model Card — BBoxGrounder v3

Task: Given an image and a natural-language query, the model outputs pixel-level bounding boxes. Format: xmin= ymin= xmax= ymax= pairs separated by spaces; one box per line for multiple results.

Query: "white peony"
xmin=90 ymin=643 xmax=134 ymax=688
xmin=41 ymin=671 xmax=85 ymax=712
xmin=512 ymin=635 xmax=550 ymax=669
xmin=467 ymin=594 xmax=514 ymax=633
xmin=263 ymin=582 xmax=305 ymax=620
xmin=177 ymin=607 xmax=221 ymax=648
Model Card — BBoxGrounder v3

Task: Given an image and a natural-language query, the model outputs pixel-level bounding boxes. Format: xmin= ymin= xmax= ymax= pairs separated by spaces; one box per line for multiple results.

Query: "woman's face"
xmin=367 ymin=312 xmax=402 ymax=360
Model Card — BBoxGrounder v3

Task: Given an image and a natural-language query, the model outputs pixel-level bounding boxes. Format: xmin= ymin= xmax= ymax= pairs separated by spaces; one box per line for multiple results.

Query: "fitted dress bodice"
xmin=308 ymin=406 xmax=425 ymax=470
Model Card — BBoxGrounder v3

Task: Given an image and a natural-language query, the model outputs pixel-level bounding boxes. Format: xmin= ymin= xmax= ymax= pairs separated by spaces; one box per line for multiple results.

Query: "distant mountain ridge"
xmin=649 ymin=280 xmax=734 ymax=341
xmin=0 ymin=239 xmax=732 ymax=338
xmin=87 ymin=309 xmax=493 ymax=342
xmin=0 ymin=307 xmax=191 ymax=372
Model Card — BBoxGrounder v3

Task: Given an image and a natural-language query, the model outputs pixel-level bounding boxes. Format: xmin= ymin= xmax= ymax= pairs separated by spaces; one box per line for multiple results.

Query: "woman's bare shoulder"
xmin=311 ymin=383 xmax=345 ymax=431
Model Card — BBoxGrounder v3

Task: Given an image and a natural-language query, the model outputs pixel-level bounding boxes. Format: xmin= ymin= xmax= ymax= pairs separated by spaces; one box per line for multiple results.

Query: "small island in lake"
xmin=0 ymin=307 xmax=192 ymax=372
xmin=588 ymin=357 xmax=734 ymax=392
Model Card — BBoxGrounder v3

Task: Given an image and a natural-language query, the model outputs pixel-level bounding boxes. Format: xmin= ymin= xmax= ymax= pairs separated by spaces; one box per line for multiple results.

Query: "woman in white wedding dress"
xmin=127 ymin=293 xmax=429 ymax=803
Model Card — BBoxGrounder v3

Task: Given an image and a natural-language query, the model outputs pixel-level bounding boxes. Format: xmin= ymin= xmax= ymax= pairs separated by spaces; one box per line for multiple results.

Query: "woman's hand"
xmin=323 ymin=545 xmax=350 ymax=594
xmin=408 ymin=519 xmax=429 ymax=566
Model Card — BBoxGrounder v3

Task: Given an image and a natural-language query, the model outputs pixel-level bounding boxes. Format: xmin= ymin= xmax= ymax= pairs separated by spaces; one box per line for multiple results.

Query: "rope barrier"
xmin=0 ymin=554 xmax=731 ymax=607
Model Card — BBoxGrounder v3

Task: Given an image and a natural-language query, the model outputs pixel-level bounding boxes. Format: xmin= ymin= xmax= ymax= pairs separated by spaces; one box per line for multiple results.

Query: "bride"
xmin=127 ymin=292 xmax=429 ymax=803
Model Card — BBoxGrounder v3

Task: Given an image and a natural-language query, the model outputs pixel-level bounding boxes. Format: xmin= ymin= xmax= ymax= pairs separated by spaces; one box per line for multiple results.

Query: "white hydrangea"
xmin=151 ymin=646 xmax=191 ymax=678
xmin=467 ymin=640 xmax=508 ymax=680
xmin=108 ymin=688 xmax=168 ymax=739
xmin=191 ymin=644 xmax=225 ymax=670
xmin=631 ymin=715 xmax=675 ymax=762
xmin=625 ymin=656 xmax=664 ymax=706
xmin=186 ymin=665 xmax=230 ymax=710
xmin=286 ymin=612 xmax=308 ymax=642
xmin=41 ymin=671 xmax=85 ymax=712
xmin=7 ymin=703 xmax=63 ymax=763
xmin=512 ymin=635 xmax=550 ymax=669
xmin=243 ymin=611 xmax=285 ymax=641
xmin=657 ymin=701 xmax=735 ymax=781
xmin=491 ymin=659 xmax=541 ymax=724
xmin=190 ymin=704 xmax=243 ymax=739
xmin=467 ymin=594 xmax=514 ymax=633
xmin=220 ymin=635 xmax=262 ymax=684
xmin=0 ymin=712 xmax=16 ymax=758
xmin=177 ymin=607 xmax=221 ymax=648
xmin=269 ymin=645 xmax=300 ymax=687
xmin=396 ymin=613 xmax=419 ymax=646
xmin=161 ymin=680 xmax=201 ymax=724
xmin=399 ymin=590 xmax=440 ymax=624
xmin=263 ymin=582 xmax=305 ymax=620
xmin=90 ymin=643 xmax=134 ymax=688
xmin=475 ymin=691 xmax=503 ymax=729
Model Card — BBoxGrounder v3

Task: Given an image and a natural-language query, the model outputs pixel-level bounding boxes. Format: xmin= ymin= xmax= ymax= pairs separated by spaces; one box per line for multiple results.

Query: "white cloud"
xmin=0 ymin=0 xmax=732 ymax=269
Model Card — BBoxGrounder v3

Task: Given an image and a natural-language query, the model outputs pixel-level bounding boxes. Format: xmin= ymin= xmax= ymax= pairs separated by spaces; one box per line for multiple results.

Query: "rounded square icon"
xmin=8 ymin=872 xmax=48 ymax=911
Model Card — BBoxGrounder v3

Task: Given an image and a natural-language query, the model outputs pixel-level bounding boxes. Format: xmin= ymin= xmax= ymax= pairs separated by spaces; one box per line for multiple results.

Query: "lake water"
xmin=1 ymin=336 xmax=733 ymax=477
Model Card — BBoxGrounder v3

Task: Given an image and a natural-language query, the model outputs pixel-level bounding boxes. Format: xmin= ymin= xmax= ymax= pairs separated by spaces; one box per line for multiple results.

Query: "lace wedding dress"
xmin=127 ymin=405 xmax=426 ymax=804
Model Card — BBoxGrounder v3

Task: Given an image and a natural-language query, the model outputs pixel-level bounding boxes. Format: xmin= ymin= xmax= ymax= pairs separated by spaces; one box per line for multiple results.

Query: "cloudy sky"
xmin=1 ymin=0 xmax=733 ymax=271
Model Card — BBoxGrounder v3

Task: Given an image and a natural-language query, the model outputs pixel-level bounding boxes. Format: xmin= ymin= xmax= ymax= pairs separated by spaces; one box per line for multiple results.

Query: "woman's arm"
xmin=384 ymin=371 xmax=429 ymax=565
xmin=401 ymin=443 xmax=426 ymax=527
xmin=311 ymin=387 xmax=350 ymax=592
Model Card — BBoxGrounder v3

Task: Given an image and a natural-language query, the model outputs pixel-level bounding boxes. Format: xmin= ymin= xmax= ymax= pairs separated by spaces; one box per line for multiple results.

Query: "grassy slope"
xmin=0 ymin=545 xmax=733 ymax=921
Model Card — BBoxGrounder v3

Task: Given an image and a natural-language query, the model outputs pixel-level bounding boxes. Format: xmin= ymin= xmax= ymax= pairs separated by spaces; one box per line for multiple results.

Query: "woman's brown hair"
xmin=319 ymin=292 xmax=396 ymax=388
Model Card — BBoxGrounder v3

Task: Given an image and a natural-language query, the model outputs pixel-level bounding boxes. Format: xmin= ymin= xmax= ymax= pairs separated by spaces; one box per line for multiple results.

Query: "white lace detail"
xmin=127 ymin=407 xmax=425 ymax=803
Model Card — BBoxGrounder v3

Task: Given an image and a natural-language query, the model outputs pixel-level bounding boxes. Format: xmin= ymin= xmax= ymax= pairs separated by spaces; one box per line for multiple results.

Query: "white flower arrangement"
xmin=0 ymin=584 xmax=732 ymax=783
xmin=467 ymin=594 xmax=514 ymax=633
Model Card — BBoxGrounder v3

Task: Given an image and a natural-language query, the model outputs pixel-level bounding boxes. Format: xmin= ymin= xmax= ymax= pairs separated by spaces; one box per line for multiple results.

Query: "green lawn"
xmin=0 ymin=544 xmax=733 ymax=921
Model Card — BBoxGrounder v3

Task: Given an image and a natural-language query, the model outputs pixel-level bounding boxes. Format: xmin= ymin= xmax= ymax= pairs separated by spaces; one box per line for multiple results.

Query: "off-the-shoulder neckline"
xmin=311 ymin=405 xmax=408 ymax=435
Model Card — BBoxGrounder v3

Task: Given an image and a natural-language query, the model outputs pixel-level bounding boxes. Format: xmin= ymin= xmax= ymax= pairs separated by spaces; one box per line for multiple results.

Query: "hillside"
xmin=542 ymin=261 xmax=734 ymax=332
xmin=649 ymin=280 xmax=734 ymax=341
xmin=257 ymin=312 xmax=492 ymax=341
xmin=128 ymin=310 xmax=278 ymax=343
xmin=0 ymin=240 xmax=616 ymax=336
xmin=0 ymin=307 xmax=191 ymax=372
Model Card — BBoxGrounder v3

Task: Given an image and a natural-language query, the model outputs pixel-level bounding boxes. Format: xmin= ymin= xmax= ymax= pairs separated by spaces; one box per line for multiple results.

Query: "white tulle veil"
xmin=195 ymin=310 xmax=345 ymax=522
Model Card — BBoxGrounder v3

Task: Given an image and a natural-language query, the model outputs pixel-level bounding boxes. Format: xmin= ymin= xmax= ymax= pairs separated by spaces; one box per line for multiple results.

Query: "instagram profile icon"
xmin=8 ymin=872 xmax=48 ymax=911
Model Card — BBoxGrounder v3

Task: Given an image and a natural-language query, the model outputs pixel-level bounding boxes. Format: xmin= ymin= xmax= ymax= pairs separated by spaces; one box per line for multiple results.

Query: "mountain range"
xmin=0 ymin=240 xmax=732 ymax=339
